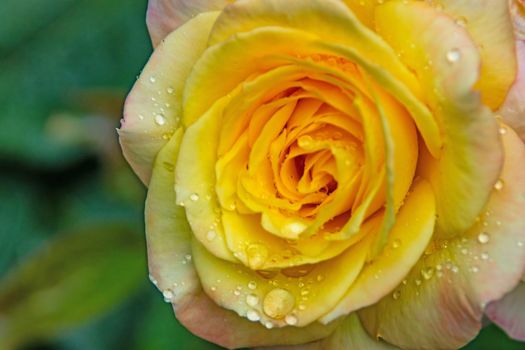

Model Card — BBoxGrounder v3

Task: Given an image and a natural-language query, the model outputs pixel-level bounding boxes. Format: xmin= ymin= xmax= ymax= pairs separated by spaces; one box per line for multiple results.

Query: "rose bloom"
xmin=119 ymin=0 xmax=525 ymax=349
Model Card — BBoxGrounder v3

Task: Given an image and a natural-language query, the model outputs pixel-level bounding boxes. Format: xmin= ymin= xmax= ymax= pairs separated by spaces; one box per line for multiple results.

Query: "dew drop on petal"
xmin=421 ymin=267 xmax=434 ymax=280
xmin=246 ymin=310 xmax=261 ymax=322
xmin=494 ymin=179 xmax=504 ymax=191
xmin=246 ymin=294 xmax=259 ymax=307
xmin=282 ymin=264 xmax=314 ymax=278
xmin=392 ymin=239 xmax=401 ymax=249
xmin=163 ymin=289 xmax=174 ymax=302
xmin=263 ymin=288 xmax=295 ymax=320
xmin=167 ymin=87 xmax=174 ymax=94
xmin=154 ymin=114 xmax=166 ymax=126
xmin=248 ymin=281 xmax=257 ymax=290
xmin=446 ymin=48 xmax=461 ymax=63
xmin=478 ymin=232 xmax=490 ymax=244
xmin=285 ymin=314 xmax=298 ymax=326
xmin=149 ymin=76 xmax=156 ymax=83
xmin=392 ymin=290 xmax=401 ymax=300
xmin=246 ymin=244 xmax=269 ymax=270
xmin=481 ymin=252 xmax=489 ymax=260
xmin=189 ymin=193 xmax=199 ymax=201
xmin=206 ymin=230 xmax=217 ymax=241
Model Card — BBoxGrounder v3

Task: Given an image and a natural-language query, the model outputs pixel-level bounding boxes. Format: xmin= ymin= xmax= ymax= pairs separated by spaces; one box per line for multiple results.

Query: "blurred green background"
xmin=0 ymin=0 xmax=522 ymax=349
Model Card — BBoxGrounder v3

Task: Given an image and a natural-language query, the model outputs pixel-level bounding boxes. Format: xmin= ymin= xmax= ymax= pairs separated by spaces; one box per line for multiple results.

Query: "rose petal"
xmin=119 ymin=12 xmax=219 ymax=184
xmin=259 ymin=314 xmax=399 ymax=350
xmin=486 ymin=282 xmax=525 ymax=341
xmin=191 ymin=233 xmax=372 ymax=328
xmin=500 ymin=40 xmax=525 ymax=142
xmin=359 ymin=126 xmax=525 ymax=349
xmin=427 ymin=0 xmax=517 ymax=109
xmin=183 ymin=0 xmax=442 ymax=157
xmin=144 ymin=129 xmax=199 ymax=303
xmin=146 ymin=0 xmax=230 ymax=47
xmin=375 ymin=1 xmax=503 ymax=238
xmin=174 ymin=290 xmax=341 ymax=350
xmin=320 ymin=179 xmax=436 ymax=323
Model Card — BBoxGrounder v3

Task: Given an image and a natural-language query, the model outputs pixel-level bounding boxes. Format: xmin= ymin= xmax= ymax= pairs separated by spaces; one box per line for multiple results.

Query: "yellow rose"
xmin=119 ymin=0 xmax=525 ymax=348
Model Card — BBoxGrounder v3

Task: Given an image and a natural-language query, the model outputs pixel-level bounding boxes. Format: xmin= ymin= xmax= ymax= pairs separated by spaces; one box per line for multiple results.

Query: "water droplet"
xmin=518 ymin=241 xmax=524 ymax=248
xmin=246 ymin=310 xmax=261 ymax=322
xmin=298 ymin=304 xmax=306 ymax=310
xmin=154 ymin=114 xmax=166 ymax=126
xmin=499 ymin=127 xmax=508 ymax=135
xmin=163 ymin=289 xmax=174 ymax=302
xmin=471 ymin=266 xmax=480 ymax=273
xmin=189 ymin=193 xmax=199 ymax=201
xmin=246 ymin=294 xmax=259 ymax=307
xmin=446 ymin=48 xmax=461 ymax=63
xmin=316 ymin=274 xmax=325 ymax=282
xmin=478 ymin=232 xmax=490 ymax=244
xmin=415 ymin=279 xmax=422 ymax=286
xmin=455 ymin=17 xmax=467 ymax=27
xmin=246 ymin=244 xmax=268 ymax=270
xmin=257 ymin=270 xmax=278 ymax=279
xmin=265 ymin=321 xmax=274 ymax=329
xmin=421 ymin=267 xmax=435 ymax=280
xmin=282 ymin=264 xmax=314 ymax=278
xmin=461 ymin=248 xmax=468 ymax=255
xmin=248 ymin=281 xmax=257 ymax=290
xmin=494 ymin=179 xmax=504 ymax=191
xmin=285 ymin=314 xmax=298 ymax=326
xmin=392 ymin=239 xmax=401 ymax=249
xmin=149 ymin=76 xmax=156 ymax=83
xmin=185 ymin=254 xmax=192 ymax=261
xmin=452 ymin=266 xmax=460 ymax=273
xmin=206 ymin=230 xmax=217 ymax=241
xmin=138 ymin=114 xmax=144 ymax=120
xmin=210 ymin=286 xmax=217 ymax=292
xmin=149 ymin=274 xmax=158 ymax=286
xmin=392 ymin=290 xmax=401 ymax=300
xmin=167 ymin=87 xmax=174 ymax=94
xmin=481 ymin=252 xmax=489 ymax=260
xmin=282 ymin=222 xmax=307 ymax=237
xmin=233 ymin=289 xmax=241 ymax=296
xmin=263 ymin=288 xmax=295 ymax=320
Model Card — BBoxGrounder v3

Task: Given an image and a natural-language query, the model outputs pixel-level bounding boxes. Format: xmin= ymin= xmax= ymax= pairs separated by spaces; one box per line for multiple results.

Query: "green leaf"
xmin=0 ymin=224 xmax=146 ymax=349
xmin=462 ymin=324 xmax=525 ymax=350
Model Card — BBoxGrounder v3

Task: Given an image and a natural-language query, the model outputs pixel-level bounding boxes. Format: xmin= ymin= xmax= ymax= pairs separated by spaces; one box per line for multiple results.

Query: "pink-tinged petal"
xmin=486 ymin=282 xmax=525 ymax=341
xmin=174 ymin=289 xmax=341 ymax=350
xmin=147 ymin=0 xmax=231 ymax=47
xmin=144 ymin=129 xmax=200 ymax=304
xmin=500 ymin=40 xmax=525 ymax=142
xmin=427 ymin=0 xmax=517 ymax=109
xmin=259 ymin=314 xmax=399 ymax=350
xmin=359 ymin=126 xmax=525 ymax=349
xmin=376 ymin=1 xmax=504 ymax=238
xmin=119 ymin=12 xmax=218 ymax=184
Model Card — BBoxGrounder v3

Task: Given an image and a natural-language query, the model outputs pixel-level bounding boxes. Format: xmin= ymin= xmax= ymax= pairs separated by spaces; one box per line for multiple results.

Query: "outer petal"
xmin=145 ymin=129 xmax=199 ymax=304
xmin=119 ymin=12 xmax=218 ymax=184
xmin=359 ymin=126 xmax=525 ymax=349
xmin=175 ymin=288 xmax=341 ymax=350
xmin=260 ymin=314 xmax=399 ymax=350
xmin=486 ymin=282 xmax=525 ymax=341
xmin=375 ymin=1 xmax=503 ymax=238
xmin=428 ymin=0 xmax=517 ymax=109
xmin=500 ymin=40 xmax=525 ymax=142
xmin=146 ymin=0 xmax=230 ymax=47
